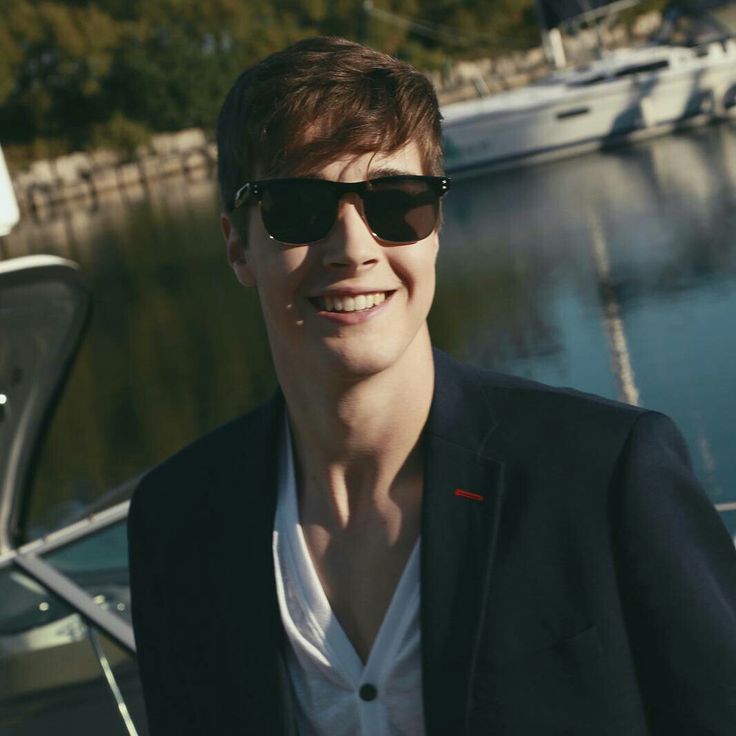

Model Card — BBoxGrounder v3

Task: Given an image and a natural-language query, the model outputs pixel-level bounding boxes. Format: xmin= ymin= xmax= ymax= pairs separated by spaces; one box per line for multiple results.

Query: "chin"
xmin=318 ymin=330 xmax=429 ymax=381
xmin=321 ymin=343 xmax=399 ymax=379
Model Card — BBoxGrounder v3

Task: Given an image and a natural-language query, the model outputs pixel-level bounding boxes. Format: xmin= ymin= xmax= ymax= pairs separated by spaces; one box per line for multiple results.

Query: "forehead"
xmin=303 ymin=142 xmax=425 ymax=181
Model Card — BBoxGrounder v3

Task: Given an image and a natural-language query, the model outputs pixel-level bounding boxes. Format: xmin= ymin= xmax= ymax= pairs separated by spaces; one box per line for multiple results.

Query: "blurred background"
xmin=0 ymin=0 xmax=675 ymax=168
xmin=1 ymin=0 xmax=735 ymax=538
xmin=1 ymin=2 xmax=736 ymax=734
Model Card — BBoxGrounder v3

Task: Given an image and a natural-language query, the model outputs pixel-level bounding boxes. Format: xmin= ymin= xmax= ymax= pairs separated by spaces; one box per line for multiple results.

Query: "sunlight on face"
xmin=227 ymin=142 xmax=439 ymax=384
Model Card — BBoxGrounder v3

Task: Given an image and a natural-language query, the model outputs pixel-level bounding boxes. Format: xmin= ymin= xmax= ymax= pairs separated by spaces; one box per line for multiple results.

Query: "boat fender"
xmin=712 ymin=84 xmax=736 ymax=118
xmin=638 ymin=97 xmax=654 ymax=129
xmin=723 ymin=85 xmax=736 ymax=114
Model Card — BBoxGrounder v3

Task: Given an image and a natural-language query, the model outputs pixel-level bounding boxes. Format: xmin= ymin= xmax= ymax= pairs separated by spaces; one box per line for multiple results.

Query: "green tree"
xmin=0 ymin=1 xmax=123 ymax=146
xmin=0 ymin=0 xmax=542 ymax=156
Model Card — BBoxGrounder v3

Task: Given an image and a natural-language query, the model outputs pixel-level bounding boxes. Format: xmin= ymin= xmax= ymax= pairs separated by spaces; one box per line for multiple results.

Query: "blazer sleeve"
xmin=613 ymin=411 xmax=736 ymax=734
xmin=128 ymin=477 xmax=199 ymax=736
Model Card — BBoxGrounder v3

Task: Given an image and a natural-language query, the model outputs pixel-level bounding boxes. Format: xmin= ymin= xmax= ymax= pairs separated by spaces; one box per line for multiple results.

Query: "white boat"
xmin=442 ymin=3 xmax=736 ymax=174
xmin=0 ymin=145 xmax=20 ymax=236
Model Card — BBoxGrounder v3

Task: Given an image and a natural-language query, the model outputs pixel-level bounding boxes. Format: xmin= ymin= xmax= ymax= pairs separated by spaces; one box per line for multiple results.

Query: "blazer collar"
xmin=421 ymin=349 xmax=506 ymax=736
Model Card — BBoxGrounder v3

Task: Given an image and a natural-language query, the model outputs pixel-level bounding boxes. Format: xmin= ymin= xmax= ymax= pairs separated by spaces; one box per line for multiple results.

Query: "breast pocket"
xmin=470 ymin=625 xmax=610 ymax=736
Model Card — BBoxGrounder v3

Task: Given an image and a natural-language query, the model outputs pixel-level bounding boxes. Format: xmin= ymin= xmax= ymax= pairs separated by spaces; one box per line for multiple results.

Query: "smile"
xmin=312 ymin=291 xmax=392 ymax=313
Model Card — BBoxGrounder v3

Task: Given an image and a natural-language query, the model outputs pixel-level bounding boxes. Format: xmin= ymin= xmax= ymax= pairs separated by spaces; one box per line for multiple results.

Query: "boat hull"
xmin=442 ymin=44 xmax=736 ymax=174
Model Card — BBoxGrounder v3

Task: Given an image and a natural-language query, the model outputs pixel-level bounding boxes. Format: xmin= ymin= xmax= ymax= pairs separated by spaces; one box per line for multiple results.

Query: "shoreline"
xmin=3 ymin=12 xmax=661 ymax=226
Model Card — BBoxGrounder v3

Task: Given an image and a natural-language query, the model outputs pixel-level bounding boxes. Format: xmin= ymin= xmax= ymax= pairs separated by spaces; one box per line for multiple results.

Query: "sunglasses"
xmin=231 ymin=175 xmax=451 ymax=245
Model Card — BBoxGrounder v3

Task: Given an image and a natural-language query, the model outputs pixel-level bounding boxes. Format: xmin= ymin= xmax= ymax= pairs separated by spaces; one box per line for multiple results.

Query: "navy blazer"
xmin=128 ymin=349 xmax=736 ymax=735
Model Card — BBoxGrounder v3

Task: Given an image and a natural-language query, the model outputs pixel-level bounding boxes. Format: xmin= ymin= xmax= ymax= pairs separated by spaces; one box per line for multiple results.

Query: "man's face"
xmin=222 ymin=142 xmax=439 ymax=384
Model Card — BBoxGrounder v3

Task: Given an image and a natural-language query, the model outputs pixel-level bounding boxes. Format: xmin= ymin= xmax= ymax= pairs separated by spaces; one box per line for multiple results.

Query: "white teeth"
xmin=318 ymin=292 xmax=388 ymax=313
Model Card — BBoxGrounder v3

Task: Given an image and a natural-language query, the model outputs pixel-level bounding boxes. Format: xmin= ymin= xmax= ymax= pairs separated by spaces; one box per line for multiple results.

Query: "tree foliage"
xmin=0 ymin=0 xmax=539 ymax=156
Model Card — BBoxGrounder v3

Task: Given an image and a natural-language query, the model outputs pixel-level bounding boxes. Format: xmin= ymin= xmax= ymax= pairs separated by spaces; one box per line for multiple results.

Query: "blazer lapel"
xmin=207 ymin=393 xmax=296 ymax=735
xmin=422 ymin=351 xmax=506 ymax=736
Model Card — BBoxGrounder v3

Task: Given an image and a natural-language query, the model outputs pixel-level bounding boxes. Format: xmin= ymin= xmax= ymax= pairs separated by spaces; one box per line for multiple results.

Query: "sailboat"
xmin=441 ymin=0 xmax=736 ymax=174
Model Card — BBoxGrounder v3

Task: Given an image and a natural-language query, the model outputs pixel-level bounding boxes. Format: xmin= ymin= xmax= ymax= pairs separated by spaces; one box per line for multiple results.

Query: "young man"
xmin=128 ymin=37 xmax=736 ymax=735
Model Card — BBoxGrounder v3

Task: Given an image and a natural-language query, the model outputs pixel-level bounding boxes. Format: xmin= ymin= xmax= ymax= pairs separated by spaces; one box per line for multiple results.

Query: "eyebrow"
xmin=366 ymin=167 xmax=415 ymax=178
xmin=306 ymin=167 xmax=417 ymax=181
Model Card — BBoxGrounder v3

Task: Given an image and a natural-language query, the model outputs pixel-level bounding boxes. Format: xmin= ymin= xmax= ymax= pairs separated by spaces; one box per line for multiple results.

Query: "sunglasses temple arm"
xmin=232 ymin=182 xmax=254 ymax=210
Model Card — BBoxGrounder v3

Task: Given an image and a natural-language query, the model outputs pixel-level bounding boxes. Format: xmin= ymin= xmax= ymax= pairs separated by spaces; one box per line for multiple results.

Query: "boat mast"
xmin=536 ymin=0 xmax=642 ymax=67
xmin=578 ymin=0 xmax=606 ymax=55
xmin=534 ymin=0 xmax=568 ymax=68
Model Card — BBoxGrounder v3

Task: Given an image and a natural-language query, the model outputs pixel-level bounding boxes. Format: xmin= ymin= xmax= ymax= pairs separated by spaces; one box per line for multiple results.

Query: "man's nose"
xmin=319 ymin=195 xmax=380 ymax=271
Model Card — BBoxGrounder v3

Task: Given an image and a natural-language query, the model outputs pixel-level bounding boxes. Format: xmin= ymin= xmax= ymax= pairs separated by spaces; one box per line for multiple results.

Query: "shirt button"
xmin=359 ymin=683 xmax=377 ymax=701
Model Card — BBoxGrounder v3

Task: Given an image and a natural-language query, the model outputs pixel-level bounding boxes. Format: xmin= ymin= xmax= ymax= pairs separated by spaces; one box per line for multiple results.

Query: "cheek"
xmin=388 ymin=252 xmax=437 ymax=316
xmin=400 ymin=238 xmax=439 ymax=286
xmin=252 ymin=247 xmax=312 ymax=310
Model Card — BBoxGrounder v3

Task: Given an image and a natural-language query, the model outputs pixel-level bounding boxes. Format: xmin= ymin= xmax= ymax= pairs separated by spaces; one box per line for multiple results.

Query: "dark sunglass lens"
xmin=260 ymin=180 xmax=336 ymax=244
xmin=364 ymin=180 xmax=439 ymax=243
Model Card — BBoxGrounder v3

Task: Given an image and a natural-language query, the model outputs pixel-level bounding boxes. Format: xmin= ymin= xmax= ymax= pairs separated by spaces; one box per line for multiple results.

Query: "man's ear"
xmin=221 ymin=212 xmax=256 ymax=287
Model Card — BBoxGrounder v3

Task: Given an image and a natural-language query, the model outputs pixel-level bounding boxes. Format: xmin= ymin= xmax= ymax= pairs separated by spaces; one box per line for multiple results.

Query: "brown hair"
xmin=216 ymin=36 xmax=444 ymax=212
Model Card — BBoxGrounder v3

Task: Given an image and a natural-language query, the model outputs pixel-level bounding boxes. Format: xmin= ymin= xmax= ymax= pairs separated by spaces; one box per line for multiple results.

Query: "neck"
xmin=276 ymin=331 xmax=434 ymax=525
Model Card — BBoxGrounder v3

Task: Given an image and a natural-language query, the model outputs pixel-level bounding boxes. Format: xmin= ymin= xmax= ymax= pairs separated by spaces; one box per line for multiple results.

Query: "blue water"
xmin=436 ymin=124 xmax=736 ymax=522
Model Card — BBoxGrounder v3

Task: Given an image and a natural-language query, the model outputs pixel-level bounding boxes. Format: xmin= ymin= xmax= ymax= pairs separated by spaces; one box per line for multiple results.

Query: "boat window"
xmin=0 ymin=566 xmax=147 ymax=735
xmin=0 ymin=256 xmax=90 ymax=548
xmin=556 ymin=106 xmax=592 ymax=120
xmin=614 ymin=59 xmax=670 ymax=77
xmin=566 ymin=74 xmax=609 ymax=87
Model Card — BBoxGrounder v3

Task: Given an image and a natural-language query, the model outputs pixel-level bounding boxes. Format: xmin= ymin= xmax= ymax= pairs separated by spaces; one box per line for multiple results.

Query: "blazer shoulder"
xmin=129 ymin=393 xmax=281 ymax=525
xmin=480 ymin=365 xmax=696 ymax=483
xmin=433 ymin=349 xmax=655 ymax=463
xmin=449 ymin=350 xmax=643 ymax=422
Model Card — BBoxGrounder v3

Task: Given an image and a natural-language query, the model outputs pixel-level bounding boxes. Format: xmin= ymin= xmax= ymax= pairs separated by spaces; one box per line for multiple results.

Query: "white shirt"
xmin=272 ymin=418 xmax=426 ymax=736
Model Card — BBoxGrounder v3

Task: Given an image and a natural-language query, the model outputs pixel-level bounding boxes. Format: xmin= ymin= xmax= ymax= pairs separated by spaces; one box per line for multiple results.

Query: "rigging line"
xmin=363 ymin=2 xmax=534 ymax=48
xmin=88 ymin=627 xmax=140 ymax=736
xmin=573 ymin=0 xmax=640 ymax=25
xmin=367 ymin=5 xmax=484 ymax=39
xmin=366 ymin=6 xmax=480 ymax=45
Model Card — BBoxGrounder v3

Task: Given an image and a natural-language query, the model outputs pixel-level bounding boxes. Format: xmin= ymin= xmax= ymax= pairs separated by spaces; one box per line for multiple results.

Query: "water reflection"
xmin=436 ymin=121 xmax=736 ymax=511
xmin=5 ymin=177 xmax=276 ymax=534
xmin=2 ymin=122 xmax=735 ymax=535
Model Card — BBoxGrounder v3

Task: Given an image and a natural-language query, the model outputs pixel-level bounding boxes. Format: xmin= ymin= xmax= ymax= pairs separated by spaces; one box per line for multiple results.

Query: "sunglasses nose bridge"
xmin=319 ymin=192 xmax=384 ymax=268
xmin=333 ymin=188 xmax=371 ymax=232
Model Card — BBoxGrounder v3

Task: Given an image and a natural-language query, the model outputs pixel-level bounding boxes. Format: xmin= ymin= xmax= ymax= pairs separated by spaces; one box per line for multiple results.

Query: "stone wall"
xmin=10 ymin=129 xmax=216 ymax=222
